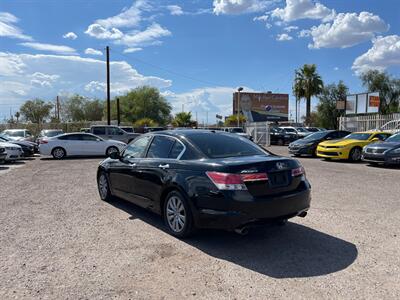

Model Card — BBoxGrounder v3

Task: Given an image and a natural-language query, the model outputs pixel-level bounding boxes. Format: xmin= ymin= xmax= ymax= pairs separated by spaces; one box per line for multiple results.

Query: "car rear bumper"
xmin=362 ymin=153 xmax=400 ymax=165
xmin=193 ymin=187 xmax=311 ymax=230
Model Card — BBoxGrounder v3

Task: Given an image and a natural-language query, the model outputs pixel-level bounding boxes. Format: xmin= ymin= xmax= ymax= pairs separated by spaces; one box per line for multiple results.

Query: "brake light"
xmin=241 ymin=173 xmax=268 ymax=182
xmin=292 ymin=166 xmax=305 ymax=177
xmin=40 ymin=140 xmax=48 ymax=144
xmin=206 ymin=172 xmax=247 ymax=190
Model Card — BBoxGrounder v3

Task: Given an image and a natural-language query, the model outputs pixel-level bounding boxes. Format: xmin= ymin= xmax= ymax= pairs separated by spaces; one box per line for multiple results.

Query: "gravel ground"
xmin=0 ymin=147 xmax=399 ymax=299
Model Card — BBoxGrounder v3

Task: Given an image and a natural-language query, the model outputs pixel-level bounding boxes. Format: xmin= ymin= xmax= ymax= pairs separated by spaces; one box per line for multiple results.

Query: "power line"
xmin=111 ymin=49 xmax=227 ymax=87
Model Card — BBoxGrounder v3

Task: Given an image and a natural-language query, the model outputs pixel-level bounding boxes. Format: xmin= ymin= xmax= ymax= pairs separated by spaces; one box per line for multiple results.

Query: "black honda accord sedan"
xmin=97 ymin=130 xmax=311 ymax=237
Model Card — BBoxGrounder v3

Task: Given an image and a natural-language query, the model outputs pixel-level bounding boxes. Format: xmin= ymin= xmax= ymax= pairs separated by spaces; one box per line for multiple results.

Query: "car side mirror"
xmin=109 ymin=151 xmax=120 ymax=159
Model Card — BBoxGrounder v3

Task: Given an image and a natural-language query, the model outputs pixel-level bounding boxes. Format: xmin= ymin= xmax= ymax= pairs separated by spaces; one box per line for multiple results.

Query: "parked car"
xmin=143 ymin=127 xmax=165 ymax=133
xmin=317 ymin=131 xmax=391 ymax=161
xmin=0 ymin=146 xmax=6 ymax=163
xmin=39 ymin=133 xmax=127 ymax=159
xmin=362 ymin=132 xmax=400 ymax=166
xmin=288 ymin=130 xmax=351 ymax=157
xmin=0 ymin=141 xmax=23 ymax=162
xmin=279 ymin=126 xmax=311 ymax=139
xmin=119 ymin=126 xmax=135 ymax=133
xmin=305 ymin=127 xmax=323 ymax=132
xmin=2 ymin=129 xmax=35 ymax=142
xmin=36 ymin=129 xmax=64 ymax=144
xmin=90 ymin=125 xmax=140 ymax=143
xmin=223 ymin=127 xmax=253 ymax=140
xmin=0 ymin=134 xmax=35 ymax=156
xmin=80 ymin=128 xmax=90 ymax=133
xmin=270 ymin=127 xmax=298 ymax=145
xmin=96 ymin=130 xmax=311 ymax=238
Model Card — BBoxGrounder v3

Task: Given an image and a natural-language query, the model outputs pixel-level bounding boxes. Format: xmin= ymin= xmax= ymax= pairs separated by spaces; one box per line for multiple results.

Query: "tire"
xmin=52 ymin=147 xmax=66 ymax=159
xmin=106 ymin=146 xmax=119 ymax=157
xmin=349 ymin=147 xmax=362 ymax=162
xmin=163 ymin=190 xmax=194 ymax=238
xmin=97 ymin=171 xmax=113 ymax=202
xmin=277 ymin=139 xmax=284 ymax=146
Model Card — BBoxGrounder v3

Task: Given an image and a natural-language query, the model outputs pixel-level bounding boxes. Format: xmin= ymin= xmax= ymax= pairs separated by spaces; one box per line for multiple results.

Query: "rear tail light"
xmin=40 ymin=139 xmax=48 ymax=144
xmin=292 ymin=166 xmax=305 ymax=177
xmin=206 ymin=171 xmax=268 ymax=190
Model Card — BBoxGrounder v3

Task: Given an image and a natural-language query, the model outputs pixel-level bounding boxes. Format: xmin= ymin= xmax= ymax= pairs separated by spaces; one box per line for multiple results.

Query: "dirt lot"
xmin=1 ymin=147 xmax=399 ymax=299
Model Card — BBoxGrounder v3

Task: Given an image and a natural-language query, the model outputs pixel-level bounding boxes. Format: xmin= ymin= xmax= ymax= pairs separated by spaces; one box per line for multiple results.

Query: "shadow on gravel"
xmin=365 ymin=163 xmax=400 ymax=170
xmin=0 ymin=166 xmax=10 ymax=171
xmin=108 ymin=198 xmax=358 ymax=279
xmin=40 ymin=156 xmax=105 ymax=161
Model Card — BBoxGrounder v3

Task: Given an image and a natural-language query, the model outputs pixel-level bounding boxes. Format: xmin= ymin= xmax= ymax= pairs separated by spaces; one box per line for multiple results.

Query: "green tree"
xmin=293 ymin=64 xmax=324 ymax=125
xmin=63 ymin=94 xmax=86 ymax=121
xmin=315 ymin=81 xmax=348 ymax=129
xmin=172 ymin=112 xmax=196 ymax=127
xmin=20 ymin=99 xmax=53 ymax=123
xmin=109 ymin=86 xmax=172 ymax=125
xmin=134 ymin=118 xmax=157 ymax=127
xmin=224 ymin=114 xmax=246 ymax=126
xmin=84 ymin=99 xmax=104 ymax=121
xmin=360 ymin=70 xmax=400 ymax=113
xmin=14 ymin=111 xmax=20 ymax=123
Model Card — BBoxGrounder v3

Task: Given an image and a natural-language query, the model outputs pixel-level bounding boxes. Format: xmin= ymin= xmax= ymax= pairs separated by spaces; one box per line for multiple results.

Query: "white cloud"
xmin=284 ymin=25 xmax=298 ymax=32
xmin=94 ymin=0 xmax=150 ymax=29
xmin=352 ymin=35 xmax=400 ymax=75
xmin=167 ymin=5 xmax=184 ymax=16
xmin=84 ymin=48 xmax=103 ymax=56
xmin=62 ymin=32 xmax=78 ymax=40
xmin=213 ymin=0 xmax=271 ymax=15
xmin=298 ymin=29 xmax=310 ymax=38
xmin=123 ymin=47 xmax=143 ymax=53
xmin=271 ymin=0 xmax=335 ymax=22
xmin=19 ymin=42 xmax=77 ymax=54
xmin=276 ymin=33 xmax=292 ymax=41
xmin=0 ymin=12 xmax=32 ymax=40
xmin=85 ymin=24 xmax=124 ymax=39
xmin=115 ymin=23 xmax=171 ymax=47
xmin=309 ymin=12 xmax=388 ymax=49
xmin=0 ymin=52 xmax=172 ymax=115
xmin=253 ymin=14 xmax=269 ymax=21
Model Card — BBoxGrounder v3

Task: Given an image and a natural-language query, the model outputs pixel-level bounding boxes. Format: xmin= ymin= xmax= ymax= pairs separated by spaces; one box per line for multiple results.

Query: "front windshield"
xmin=303 ymin=131 xmax=328 ymax=140
xmin=386 ymin=133 xmax=400 ymax=143
xmin=230 ymin=128 xmax=244 ymax=133
xmin=344 ymin=133 xmax=372 ymax=140
xmin=283 ymin=128 xmax=296 ymax=133
xmin=0 ymin=134 xmax=10 ymax=141
xmin=296 ymin=128 xmax=309 ymax=133
xmin=4 ymin=130 xmax=24 ymax=137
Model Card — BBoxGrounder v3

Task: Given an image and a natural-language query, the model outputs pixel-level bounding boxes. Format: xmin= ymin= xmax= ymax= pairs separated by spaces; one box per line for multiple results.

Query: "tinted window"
xmin=92 ymin=127 xmax=106 ymax=135
xmin=304 ymin=131 xmax=328 ymax=140
xmin=188 ymin=132 xmax=265 ymax=158
xmin=338 ymin=131 xmax=350 ymax=138
xmin=4 ymin=130 xmax=24 ymax=137
xmin=44 ymin=130 xmax=63 ymax=137
xmin=81 ymin=134 xmax=99 ymax=141
xmin=109 ymin=127 xmax=124 ymax=135
xmin=344 ymin=133 xmax=371 ymax=140
xmin=121 ymin=127 xmax=133 ymax=133
xmin=147 ymin=136 xmax=175 ymax=158
xmin=59 ymin=134 xmax=82 ymax=140
xmin=123 ymin=136 xmax=151 ymax=159
xmin=169 ymin=141 xmax=184 ymax=159
xmin=386 ymin=133 xmax=400 ymax=142
xmin=374 ymin=133 xmax=390 ymax=141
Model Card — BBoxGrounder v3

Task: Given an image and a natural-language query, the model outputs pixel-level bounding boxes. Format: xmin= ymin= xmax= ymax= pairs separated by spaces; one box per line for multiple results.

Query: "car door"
xmin=61 ymin=134 xmax=84 ymax=155
xmin=135 ymin=135 xmax=184 ymax=212
xmin=92 ymin=127 xmax=107 ymax=140
xmin=108 ymin=135 xmax=152 ymax=207
xmin=80 ymin=134 xmax=104 ymax=155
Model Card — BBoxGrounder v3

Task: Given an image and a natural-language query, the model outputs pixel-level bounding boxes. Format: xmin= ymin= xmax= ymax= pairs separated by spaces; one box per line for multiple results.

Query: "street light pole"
xmin=237 ymin=87 xmax=243 ymax=127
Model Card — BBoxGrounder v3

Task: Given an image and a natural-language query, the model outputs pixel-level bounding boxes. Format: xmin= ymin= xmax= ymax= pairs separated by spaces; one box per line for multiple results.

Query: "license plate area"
xmin=269 ymin=171 xmax=289 ymax=187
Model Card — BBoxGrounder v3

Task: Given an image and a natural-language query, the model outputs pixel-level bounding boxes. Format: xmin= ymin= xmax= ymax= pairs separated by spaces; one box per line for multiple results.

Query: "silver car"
xmin=90 ymin=125 xmax=140 ymax=144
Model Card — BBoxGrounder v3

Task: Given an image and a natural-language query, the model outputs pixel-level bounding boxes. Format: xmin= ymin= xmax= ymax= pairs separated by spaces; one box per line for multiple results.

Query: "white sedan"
xmin=39 ymin=133 xmax=127 ymax=159
xmin=0 ymin=142 xmax=23 ymax=162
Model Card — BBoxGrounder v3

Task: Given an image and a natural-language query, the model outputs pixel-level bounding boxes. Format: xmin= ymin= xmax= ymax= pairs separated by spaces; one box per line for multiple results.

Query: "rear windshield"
xmin=303 ymin=131 xmax=328 ymax=140
xmin=44 ymin=130 xmax=63 ymax=137
xmin=386 ymin=134 xmax=400 ymax=142
xmin=187 ymin=132 xmax=266 ymax=158
xmin=4 ymin=130 xmax=24 ymax=137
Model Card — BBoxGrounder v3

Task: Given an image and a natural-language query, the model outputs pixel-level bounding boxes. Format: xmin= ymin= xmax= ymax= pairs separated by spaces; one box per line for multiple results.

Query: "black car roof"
xmin=150 ymin=129 xmax=227 ymax=138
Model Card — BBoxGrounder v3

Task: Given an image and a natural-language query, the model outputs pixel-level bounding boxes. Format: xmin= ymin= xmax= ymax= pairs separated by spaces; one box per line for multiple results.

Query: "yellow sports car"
xmin=317 ymin=131 xmax=391 ymax=161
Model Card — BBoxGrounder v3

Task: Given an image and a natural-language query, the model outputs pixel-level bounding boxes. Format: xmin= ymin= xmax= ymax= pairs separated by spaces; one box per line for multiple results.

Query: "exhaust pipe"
xmin=298 ymin=211 xmax=307 ymax=218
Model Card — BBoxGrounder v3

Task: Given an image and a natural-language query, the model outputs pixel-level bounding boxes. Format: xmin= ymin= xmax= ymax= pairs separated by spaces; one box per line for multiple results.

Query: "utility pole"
xmin=237 ymin=87 xmax=243 ymax=127
xmin=56 ymin=95 xmax=60 ymax=121
xmin=106 ymin=46 xmax=111 ymax=125
xmin=116 ymin=97 xmax=120 ymax=126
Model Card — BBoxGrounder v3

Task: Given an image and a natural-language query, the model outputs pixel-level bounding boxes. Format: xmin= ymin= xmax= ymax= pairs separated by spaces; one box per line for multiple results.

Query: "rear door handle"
xmin=158 ymin=164 xmax=169 ymax=169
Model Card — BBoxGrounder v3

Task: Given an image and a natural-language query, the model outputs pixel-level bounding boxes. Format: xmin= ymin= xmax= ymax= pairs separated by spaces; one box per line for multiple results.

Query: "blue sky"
xmin=1 ymin=0 xmax=400 ymax=123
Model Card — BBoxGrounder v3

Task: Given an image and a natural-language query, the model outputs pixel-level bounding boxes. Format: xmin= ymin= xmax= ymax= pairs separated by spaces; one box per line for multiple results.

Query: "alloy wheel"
xmin=98 ymin=174 xmax=108 ymax=200
xmin=107 ymin=147 xmax=118 ymax=156
xmin=166 ymin=196 xmax=186 ymax=233
xmin=351 ymin=148 xmax=361 ymax=161
xmin=53 ymin=148 xmax=65 ymax=159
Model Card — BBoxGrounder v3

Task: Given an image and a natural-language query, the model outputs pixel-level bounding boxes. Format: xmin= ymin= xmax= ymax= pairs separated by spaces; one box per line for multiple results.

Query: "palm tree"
xmin=172 ymin=112 xmax=195 ymax=127
xmin=293 ymin=64 xmax=324 ymax=125
xmin=14 ymin=111 xmax=20 ymax=123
